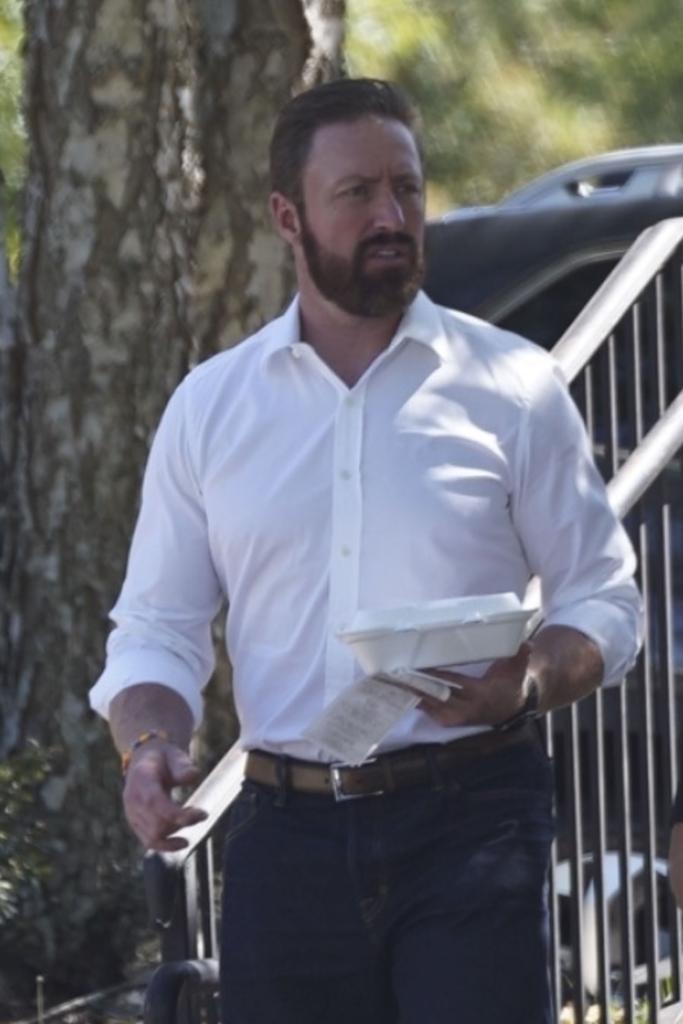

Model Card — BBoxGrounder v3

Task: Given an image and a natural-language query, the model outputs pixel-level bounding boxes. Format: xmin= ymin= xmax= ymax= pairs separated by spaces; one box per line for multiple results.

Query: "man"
xmin=90 ymin=78 xmax=642 ymax=1023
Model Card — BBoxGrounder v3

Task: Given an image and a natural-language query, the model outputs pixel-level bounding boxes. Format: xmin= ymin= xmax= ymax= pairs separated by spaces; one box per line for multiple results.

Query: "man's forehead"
xmin=304 ymin=116 xmax=422 ymax=183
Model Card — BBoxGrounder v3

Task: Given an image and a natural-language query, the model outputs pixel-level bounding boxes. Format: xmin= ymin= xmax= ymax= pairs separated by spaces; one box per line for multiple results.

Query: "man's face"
xmin=295 ymin=116 xmax=426 ymax=317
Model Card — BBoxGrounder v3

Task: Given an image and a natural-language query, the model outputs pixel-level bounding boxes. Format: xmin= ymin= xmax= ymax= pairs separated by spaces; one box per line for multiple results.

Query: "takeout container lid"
xmin=337 ymin=592 xmax=536 ymax=675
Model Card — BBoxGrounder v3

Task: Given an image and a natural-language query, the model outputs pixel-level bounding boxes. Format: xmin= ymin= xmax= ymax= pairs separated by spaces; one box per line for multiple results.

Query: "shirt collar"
xmin=260 ymin=290 xmax=453 ymax=368
xmin=389 ymin=290 xmax=453 ymax=363
xmin=259 ymin=296 xmax=303 ymax=367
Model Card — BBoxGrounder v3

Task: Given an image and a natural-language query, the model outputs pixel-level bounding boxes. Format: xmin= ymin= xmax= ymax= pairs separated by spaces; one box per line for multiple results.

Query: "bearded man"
xmin=91 ymin=78 xmax=642 ymax=1024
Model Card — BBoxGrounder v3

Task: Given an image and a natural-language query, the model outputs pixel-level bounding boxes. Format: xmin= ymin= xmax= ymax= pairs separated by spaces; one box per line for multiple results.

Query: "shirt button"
xmin=340 ymin=545 xmax=351 ymax=557
xmin=291 ymin=344 xmax=302 ymax=359
xmin=340 ymin=469 xmax=351 ymax=480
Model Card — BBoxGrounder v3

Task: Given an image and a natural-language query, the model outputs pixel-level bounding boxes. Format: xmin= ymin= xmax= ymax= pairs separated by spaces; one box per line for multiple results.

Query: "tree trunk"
xmin=0 ymin=0 xmax=344 ymax=1003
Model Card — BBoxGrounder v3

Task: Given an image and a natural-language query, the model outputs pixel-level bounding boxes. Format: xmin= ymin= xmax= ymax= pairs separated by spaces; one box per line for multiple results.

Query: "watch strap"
xmin=494 ymin=672 xmax=541 ymax=732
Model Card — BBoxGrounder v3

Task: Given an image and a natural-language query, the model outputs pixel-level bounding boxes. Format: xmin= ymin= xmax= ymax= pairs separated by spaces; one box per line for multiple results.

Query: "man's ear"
xmin=270 ymin=192 xmax=301 ymax=246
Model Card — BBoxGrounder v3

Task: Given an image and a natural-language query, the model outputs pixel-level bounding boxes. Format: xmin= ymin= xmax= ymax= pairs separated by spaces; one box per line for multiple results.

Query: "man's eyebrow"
xmin=333 ymin=171 xmax=422 ymax=187
xmin=333 ymin=173 xmax=380 ymax=187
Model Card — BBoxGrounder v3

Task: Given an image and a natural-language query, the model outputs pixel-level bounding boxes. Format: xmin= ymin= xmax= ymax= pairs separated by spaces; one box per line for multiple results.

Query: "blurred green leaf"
xmin=0 ymin=0 xmax=24 ymax=274
xmin=0 ymin=743 xmax=55 ymax=931
xmin=347 ymin=0 xmax=683 ymax=212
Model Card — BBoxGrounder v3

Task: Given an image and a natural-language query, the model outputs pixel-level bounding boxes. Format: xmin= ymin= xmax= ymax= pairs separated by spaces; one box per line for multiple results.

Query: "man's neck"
xmin=298 ymin=291 xmax=404 ymax=388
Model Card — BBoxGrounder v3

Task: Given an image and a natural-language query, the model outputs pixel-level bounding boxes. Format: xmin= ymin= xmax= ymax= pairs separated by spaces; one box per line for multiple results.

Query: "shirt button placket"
xmin=324 ymin=389 xmax=365 ymax=704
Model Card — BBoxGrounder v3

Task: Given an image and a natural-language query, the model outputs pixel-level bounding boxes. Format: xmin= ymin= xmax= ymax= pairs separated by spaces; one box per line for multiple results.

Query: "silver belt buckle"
xmin=330 ymin=759 xmax=384 ymax=802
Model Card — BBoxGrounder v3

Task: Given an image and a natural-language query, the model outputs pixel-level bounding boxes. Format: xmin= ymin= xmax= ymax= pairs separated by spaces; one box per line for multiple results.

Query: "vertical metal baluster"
xmin=183 ymin=855 xmax=200 ymax=1024
xmin=616 ymin=673 xmax=637 ymax=1021
xmin=613 ymin=300 xmax=644 ymax=1022
xmin=566 ymin=699 xmax=586 ymax=1022
xmin=663 ymin=246 xmax=683 ymax=1011
xmin=639 ymin=512 xmax=661 ymax=1019
xmin=639 ymin=275 xmax=666 ymax=1018
xmin=197 ymin=839 xmax=219 ymax=1024
xmin=589 ymin=687 xmax=611 ymax=1023
xmin=651 ymin=253 xmax=676 ymax=1023
xmin=659 ymin=487 xmax=679 ymax=1018
xmin=655 ymin=271 xmax=667 ymax=418
xmin=159 ymin=865 xmax=193 ymax=964
xmin=586 ymin=330 xmax=622 ymax=1020
xmin=543 ymin=713 xmax=563 ymax=1020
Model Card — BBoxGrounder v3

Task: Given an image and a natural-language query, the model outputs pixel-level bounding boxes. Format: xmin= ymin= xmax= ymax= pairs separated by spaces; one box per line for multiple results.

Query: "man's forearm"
xmin=109 ymin=683 xmax=195 ymax=755
xmin=528 ymin=624 xmax=604 ymax=714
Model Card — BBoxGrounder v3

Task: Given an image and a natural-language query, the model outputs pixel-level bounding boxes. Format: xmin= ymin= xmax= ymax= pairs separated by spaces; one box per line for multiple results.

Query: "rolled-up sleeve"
xmin=512 ymin=361 xmax=643 ymax=686
xmin=89 ymin=380 xmax=223 ymax=726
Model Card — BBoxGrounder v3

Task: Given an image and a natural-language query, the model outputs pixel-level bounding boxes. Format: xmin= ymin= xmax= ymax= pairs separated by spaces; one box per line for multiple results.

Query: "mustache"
xmin=358 ymin=232 xmax=417 ymax=256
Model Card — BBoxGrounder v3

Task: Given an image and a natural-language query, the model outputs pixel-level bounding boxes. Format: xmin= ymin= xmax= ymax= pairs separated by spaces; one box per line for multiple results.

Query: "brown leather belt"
xmin=245 ymin=722 xmax=536 ymax=802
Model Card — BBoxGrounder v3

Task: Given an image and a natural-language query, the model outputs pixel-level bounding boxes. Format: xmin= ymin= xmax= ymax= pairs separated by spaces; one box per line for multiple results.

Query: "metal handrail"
xmin=552 ymin=216 xmax=683 ymax=383
xmin=144 ymin=742 xmax=245 ymax=902
xmin=143 ymin=959 xmax=219 ymax=1024
xmin=660 ymin=1003 xmax=683 ymax=1024
xmin=522 ymin=380 xmax=683 ymax=627
xmin=608 ymin=389 xmax=683 ymax=518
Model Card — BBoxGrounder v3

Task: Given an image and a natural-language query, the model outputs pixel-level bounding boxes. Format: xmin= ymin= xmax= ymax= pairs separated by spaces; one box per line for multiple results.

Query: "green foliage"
xmin=0 ymin=0 xmax=24 ymax=271
xmin=346 ymin=0 xmax=683 ymax=211
xmin=0 ymin=0 xmax=23 ymax=184
xmin=0 ymin=743 xmax=55 ymax=945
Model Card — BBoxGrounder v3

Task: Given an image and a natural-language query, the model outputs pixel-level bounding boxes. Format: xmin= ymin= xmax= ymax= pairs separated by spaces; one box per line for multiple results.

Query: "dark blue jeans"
xmin=220 ymin=736 xmax=555 ymax=1023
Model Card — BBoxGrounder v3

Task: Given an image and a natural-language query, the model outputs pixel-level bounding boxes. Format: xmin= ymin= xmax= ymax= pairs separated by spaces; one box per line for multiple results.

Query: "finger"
xmin=147 ymin=835 xmax=192 ymax=852
xmin=128 ymin=806 xmax=207 ymax=850
xmin=124 ymin=790 xmax=205 ymax=839
xmin=165 ymin=748 xmax=202 ymax=786
xmin=174 ymin=804 xmax=209 ymax=828
xmin=132 ymin=817 xmax=192 ymax=851
xmin=418 ymin=695 xmax=468 ymax=727
xmin=426 ymin=667 xmax=469 ymax=685
xmin=141 ymin=797 xmax=207 ymax=835
xmin=149 ymin=806 xmax=209 ymax=848
xmin=418 ymin=694 xmax=460 ymax=712
xmin=137 ymin=816 xmax=193 ymax=850
xmin=124 ymin=783 xmax=204 ymax=846
xmin=124 ymin=779 xmax=181 ymax=820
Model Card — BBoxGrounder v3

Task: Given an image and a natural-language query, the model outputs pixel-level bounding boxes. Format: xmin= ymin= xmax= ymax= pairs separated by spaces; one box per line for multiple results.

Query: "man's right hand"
xmin=122 ymin=740 xmax=208 ymax=851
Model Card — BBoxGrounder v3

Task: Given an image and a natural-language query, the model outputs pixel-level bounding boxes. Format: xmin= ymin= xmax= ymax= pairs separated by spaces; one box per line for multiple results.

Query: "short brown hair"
xmin=269 ymin=77 xmax=421 ymax=205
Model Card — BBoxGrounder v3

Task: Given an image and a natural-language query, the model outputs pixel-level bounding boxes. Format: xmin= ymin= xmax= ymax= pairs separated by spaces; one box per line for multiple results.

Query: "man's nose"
xmin=370 ymin=189 xmax=406 ymax=231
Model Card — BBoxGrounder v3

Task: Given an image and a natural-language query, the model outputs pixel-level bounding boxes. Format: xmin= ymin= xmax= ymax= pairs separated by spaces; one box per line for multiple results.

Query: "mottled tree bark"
xmin=0 ymin=0 xmax=344 ymax=999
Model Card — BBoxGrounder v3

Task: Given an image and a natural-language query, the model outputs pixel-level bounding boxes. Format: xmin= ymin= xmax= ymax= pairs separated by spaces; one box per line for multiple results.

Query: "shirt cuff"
xmin=542 ymin=592 xmax=643 ymax=687
xmin=89 ymin=646 xmax=205 ymax=728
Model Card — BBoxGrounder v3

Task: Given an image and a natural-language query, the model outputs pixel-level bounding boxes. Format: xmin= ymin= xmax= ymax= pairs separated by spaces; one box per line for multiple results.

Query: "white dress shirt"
xmin=90 ymin=292 xmax=642 ymax=759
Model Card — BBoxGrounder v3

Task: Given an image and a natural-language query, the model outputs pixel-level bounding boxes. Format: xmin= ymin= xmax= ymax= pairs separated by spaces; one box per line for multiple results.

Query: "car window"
xmin=495 ymin=260 xmax=619 ymax=349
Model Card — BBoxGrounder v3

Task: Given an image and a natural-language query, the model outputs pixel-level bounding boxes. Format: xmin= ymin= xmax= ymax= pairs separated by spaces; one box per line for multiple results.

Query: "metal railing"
xmin=142 ymin=218 xmax=683 ymax=1024
xmin=546 ymin=217 xmax=683 ymax=1024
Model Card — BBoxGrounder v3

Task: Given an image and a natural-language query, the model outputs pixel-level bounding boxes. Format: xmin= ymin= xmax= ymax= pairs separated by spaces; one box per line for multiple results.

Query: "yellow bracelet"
xmin=121 ymin=729 xmax=170 ymax=777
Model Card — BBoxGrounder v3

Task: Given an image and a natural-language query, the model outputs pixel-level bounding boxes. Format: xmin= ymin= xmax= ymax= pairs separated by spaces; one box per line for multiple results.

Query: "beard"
xmin=299 ymin=213 xmax=424 ymax=318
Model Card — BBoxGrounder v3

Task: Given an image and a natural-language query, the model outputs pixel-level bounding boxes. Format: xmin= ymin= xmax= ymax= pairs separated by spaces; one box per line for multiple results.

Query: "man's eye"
xmin=343 ymin=184 xmax=369 ymax=198
xmin=397 ymin=182 xmax=422 ymax=196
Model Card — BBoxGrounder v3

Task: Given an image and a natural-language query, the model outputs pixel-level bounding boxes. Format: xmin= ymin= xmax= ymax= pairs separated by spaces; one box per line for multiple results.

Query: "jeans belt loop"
xmin=424 ymin=745 xmax=446 ymax=791
xmin=273 ymin=756 xmax=289 ymax=807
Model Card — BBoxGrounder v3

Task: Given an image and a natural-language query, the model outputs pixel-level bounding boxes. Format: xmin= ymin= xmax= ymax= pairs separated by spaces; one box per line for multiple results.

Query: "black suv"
xmin=423 ymin=144 xmax=683 ymax=348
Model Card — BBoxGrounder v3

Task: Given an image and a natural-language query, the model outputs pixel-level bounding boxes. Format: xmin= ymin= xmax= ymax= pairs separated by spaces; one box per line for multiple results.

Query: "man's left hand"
xmin=418 ymin=643 xmax=531 ymax=728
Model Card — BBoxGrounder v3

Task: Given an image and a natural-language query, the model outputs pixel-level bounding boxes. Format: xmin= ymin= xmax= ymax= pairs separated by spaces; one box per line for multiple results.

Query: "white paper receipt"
xmin=302 ymin=676 xmax=420 ymax=765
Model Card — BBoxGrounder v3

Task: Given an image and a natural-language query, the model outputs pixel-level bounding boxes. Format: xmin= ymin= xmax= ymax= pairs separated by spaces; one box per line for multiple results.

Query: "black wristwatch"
xmin=495 ymin=671 xmax=541 ymax=732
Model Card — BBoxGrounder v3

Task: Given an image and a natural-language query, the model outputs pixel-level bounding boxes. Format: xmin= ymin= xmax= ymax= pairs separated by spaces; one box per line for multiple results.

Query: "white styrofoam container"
xmin=337 ymin=592 xmax=537 ymax=675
